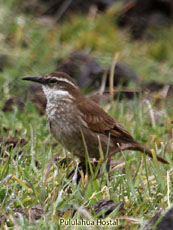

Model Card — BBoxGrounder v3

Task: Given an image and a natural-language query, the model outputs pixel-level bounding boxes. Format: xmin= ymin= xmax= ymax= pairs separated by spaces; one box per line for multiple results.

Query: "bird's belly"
xmin=49 ymin=118 xmax=115 ymax=159
xmin=48 ymin=116 xmax=84 ymax=154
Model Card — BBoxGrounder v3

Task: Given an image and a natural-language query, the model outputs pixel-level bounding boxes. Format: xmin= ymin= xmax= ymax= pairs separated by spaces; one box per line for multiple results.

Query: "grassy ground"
xmin=0 ymin=1 xmax=173 ymax=229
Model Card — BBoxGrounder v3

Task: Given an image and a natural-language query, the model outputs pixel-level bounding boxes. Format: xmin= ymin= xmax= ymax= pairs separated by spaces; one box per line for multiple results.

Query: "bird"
xmin=22 ymin=72 xmax=168 ymax=165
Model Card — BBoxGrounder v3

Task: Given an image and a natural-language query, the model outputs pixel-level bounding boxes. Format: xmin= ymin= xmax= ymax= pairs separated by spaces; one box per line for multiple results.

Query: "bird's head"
xmin=22 ymin=72 xmax=80 ymax=102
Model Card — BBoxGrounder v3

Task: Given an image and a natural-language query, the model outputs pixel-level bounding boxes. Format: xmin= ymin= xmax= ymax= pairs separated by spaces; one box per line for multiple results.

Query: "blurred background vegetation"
xmin=0 ymin=0 xmax=173 ymax=96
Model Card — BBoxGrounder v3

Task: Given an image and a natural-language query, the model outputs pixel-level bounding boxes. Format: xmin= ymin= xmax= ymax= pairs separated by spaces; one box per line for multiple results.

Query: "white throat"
xmin=42 ymin=85 xmax=74 ymax=104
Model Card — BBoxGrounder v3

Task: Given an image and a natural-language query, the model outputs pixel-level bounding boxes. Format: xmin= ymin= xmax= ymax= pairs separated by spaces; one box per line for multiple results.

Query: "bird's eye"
xmin=49 ymin=79 xmax=57 ymax=83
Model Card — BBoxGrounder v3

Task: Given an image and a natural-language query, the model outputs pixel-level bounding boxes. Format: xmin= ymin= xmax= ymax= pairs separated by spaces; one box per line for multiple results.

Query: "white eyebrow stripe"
xmin=52 ymin=76 xmax=77 ymax=88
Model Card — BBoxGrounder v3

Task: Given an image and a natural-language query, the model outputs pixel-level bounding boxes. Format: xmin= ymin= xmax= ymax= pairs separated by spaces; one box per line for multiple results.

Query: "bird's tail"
xmin=131 ymin=142 xmax=168 ymax=164
xmin=110 ymin=142 xmax=168 ymax=164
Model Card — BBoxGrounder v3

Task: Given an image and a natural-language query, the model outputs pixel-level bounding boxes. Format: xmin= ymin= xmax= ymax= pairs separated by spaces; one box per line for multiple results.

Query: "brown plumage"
xmin=77 ymin=94 xmax=168 ymax=164
xmin=22 ymin=72 xmax=168 ymax=165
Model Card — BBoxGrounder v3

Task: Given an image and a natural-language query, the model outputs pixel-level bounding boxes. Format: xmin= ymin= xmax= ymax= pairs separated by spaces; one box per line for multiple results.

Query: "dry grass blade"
xmin=109 ymin=161 xmax=125 ymax=175
xmin=118 ymin=216 xmax=142 ymax=224
xmin=30 ymin=124 xmax=36 ymax=168
xmin=73 ymin=204 xmax=93 ymax=219
xmin=167 ymin=168 xmax=173 ymax=207
xmin=0 ymin=174 xmax=13 ymax=186
xmin=8 ymin=214 xmax=19 ymax=230
xmin=145 ymin=100 xmax=156 ymax=128
xmin=117 ymin=0 xmax=136 ymax=15
xmin=54 ymin=0 xmax=73 ymax=22
xmin=42 ymin=153 xmax=59 ymax=202
xmin=109 ymin=53 xmax=119 ymax=104
xmin=99 ymin=70 xmax=108 ymax=95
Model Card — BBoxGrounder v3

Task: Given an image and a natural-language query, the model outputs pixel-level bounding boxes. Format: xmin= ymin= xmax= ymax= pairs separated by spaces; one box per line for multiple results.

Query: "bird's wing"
xmin=77 ymin=97 xmax=169 ymax=164
xmin=77 ymin=97 xmax=134 ymax=142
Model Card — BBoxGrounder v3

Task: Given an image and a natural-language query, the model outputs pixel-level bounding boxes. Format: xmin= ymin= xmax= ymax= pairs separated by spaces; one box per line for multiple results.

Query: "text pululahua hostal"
xmin=59 ymin=218 xmax=119 ymax=226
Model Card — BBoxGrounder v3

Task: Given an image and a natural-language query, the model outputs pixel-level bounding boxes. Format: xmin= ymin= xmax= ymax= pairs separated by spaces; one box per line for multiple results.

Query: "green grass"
xmin=0 ymin=1 xmax=173 ymax=229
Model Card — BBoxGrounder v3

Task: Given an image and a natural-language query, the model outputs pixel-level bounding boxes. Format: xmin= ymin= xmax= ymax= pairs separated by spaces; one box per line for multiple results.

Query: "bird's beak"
xmin=22 ymin=76 xmax=45 ymax=84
